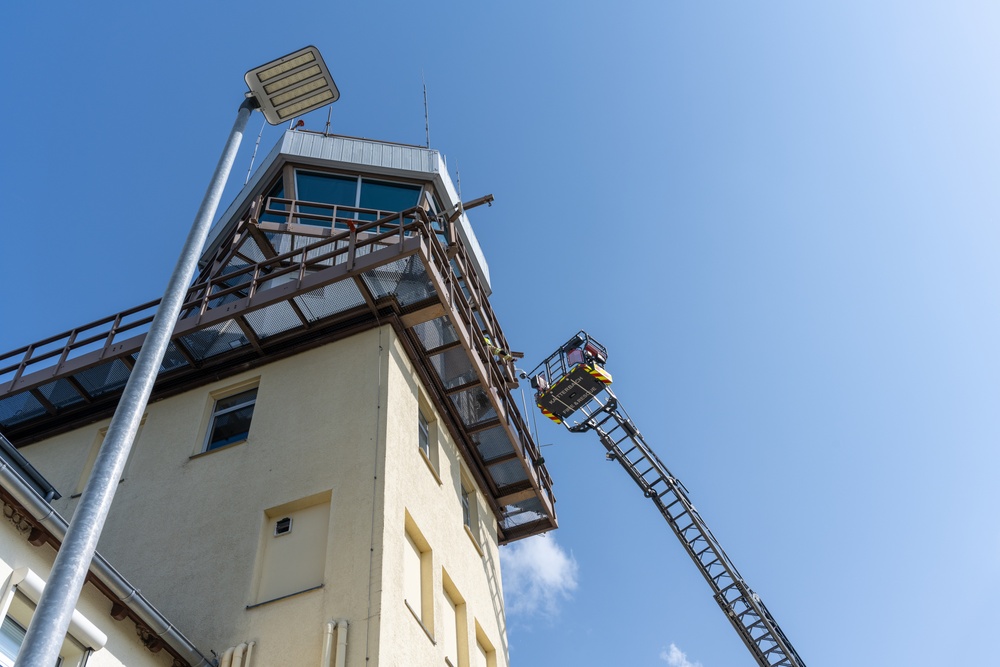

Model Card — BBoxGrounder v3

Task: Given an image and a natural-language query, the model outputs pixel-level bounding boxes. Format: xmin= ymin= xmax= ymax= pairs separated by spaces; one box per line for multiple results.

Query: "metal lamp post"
xmin=16 ymin=46 xmax=338 ymax=667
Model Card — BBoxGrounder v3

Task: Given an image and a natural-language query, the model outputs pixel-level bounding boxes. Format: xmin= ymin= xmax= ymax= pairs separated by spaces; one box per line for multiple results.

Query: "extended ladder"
xmin=529 ymin=332 xmax=806 ymax=667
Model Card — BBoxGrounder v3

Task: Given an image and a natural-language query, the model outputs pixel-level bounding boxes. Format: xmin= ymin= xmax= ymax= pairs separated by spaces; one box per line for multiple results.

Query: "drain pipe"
xmin=334 ymin=620 xmax=349 ymax=667
xmin=232 ymin=642 xmax=248 ymax=667
xmin=321 ymin=620 xmax=349 ymax=667
xmin=244 ymin=640 xmax=256 ymax=666
xmin=321 ymin=621 xmax=336 ymax=667
xmin=219 ymin=646 xmax=235 ymax=667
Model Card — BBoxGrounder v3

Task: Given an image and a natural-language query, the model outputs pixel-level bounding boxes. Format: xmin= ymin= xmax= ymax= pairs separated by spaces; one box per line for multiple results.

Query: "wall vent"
xmin=274 ymin=517 xmax=293 ymax=536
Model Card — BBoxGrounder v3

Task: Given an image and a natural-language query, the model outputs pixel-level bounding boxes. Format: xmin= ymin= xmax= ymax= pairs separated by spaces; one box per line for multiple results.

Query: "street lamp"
xmin=16 ymin=47 xmax=337 ymax=667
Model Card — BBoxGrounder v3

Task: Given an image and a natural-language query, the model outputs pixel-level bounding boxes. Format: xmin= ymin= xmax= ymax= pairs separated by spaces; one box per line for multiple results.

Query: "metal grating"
xmin=449 ymin=386 xmax=498 ymax=427
xmin=471 ymin=425 xmax=514 ymax=463
xmin=244 ymin=302 xmax=301 ymax=339
xmin=75 ymin=359 xmax=131 ymax=397
xmin=293 ymin=279 xmax=366 ymax=321
xmin=157 ymin=343 xmax=191 ymax=373
xmin=180 ymin=321 xmax=247 ymax=360
xmin=488 ymin=458 xmax=529 ymax=487
xmin=37 ymin=379 xmax=86 ymax=409
xmin=429 ymin=347 xmax=478 ymax=390
xmin=0 ymin=392 xmax=45 ymax=426
xmin=361 ymin=256 xmax=435 ymax=306
xmin=412 ymin=316 xmax=459 ymax=350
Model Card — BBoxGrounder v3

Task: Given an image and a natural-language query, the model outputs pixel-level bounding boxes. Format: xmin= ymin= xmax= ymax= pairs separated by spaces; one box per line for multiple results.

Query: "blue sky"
xmin=3 ymin=3 xmax=1000 ymax=665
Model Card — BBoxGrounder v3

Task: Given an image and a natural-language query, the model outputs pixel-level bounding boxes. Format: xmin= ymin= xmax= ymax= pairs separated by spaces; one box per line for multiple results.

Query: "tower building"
xmin=0 ymin=130 xmax=555 ymax=666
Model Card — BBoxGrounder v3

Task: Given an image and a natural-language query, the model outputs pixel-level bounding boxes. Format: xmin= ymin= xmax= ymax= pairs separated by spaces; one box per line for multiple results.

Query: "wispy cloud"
xmin=500 ymin=534 xmax=579 ymax=617
xmin=659 ymin=643 xmax=702 ymax=667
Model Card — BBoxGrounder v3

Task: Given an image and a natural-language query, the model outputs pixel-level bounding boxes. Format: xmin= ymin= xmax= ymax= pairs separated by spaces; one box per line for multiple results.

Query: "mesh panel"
xmin=488 ymin=458 xmax=529 ymax=487
xmin=244 ymin=302 xmax=302 ymax=339
xmin=449 ymin=386 xmax=497 ymax=427
xmin=430 ymin=348 xmax=477 ymax=390
xmin=472 ymin=425 xmax=514 ymax=463
xmin=180 ymin=321 xmax=248 ymax=360
xmin=159 ymin=343 xmax=190 ymax=373
xmin=0 ymin=392 xmax=45 ymax=426
xmin=361 ymin=256 xmax=434 ymax=305
xmin=75 ymin=359 xmax=130 ymax=397
xmin=293 ymin=279 xmax=366 ymax=321
xmin=239 ymin=238 xmax=268 ymax=264
xmin=37 ymin=379 xmax=85 ymax=408
xmin=412 ymin=316 xmax=458 ymax=350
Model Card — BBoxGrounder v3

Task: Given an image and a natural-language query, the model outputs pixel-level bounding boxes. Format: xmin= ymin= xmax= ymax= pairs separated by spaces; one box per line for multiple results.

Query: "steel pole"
xmin=16 ymin=98 xmax=256 ymax=667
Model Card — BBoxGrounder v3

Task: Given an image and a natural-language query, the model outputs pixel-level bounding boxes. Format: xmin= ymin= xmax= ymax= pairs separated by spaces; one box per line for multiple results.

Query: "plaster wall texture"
xmin=0 ymin=519 xmax=174 ymax=667
xmin=19 ymin=325 xmax=510 ymax=667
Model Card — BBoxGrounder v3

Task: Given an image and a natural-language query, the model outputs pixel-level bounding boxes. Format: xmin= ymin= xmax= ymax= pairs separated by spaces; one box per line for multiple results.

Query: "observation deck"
xmin=0 ymin=131 xmax=555 ymax=543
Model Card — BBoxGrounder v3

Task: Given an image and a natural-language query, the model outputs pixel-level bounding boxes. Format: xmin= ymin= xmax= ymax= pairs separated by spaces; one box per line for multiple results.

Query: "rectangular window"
xmin=418 ymin=411 xmax=430 ymax=457
xmin=295 ymin=171 xmax=358 ymax=227
xmin=441 ymin=588 xmax=458 ymax=666
xmin=0 ymin=569 xmax=100 ymax=667
xmin=473 ymin=621 xmax=497 ymax=667
xmin=403 ymin=513 xmax=433 ymax=635
xmin=0 ymin=616 xmax=25 ymax=667
xmin=441 ymin=570 xmax=467 ymax=667
xmin=204 ymin=386 xmax=258 ymax=451
xmin=460 ymin=474 xmax=479 ymax=541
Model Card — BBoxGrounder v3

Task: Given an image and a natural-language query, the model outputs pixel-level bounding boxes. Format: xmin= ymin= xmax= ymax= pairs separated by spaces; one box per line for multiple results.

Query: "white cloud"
xmin=659 ymin=643 xmax=702 ymax=667
xmin=500 ymin=534 xmax=578 ymax=617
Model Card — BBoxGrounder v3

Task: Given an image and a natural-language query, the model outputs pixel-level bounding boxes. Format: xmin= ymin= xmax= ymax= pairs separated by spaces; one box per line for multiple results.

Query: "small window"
xmin=0 ymin=616 xmax=26 ymax=667
xmin=403 ymin=513 xmax=434 ymax=634
xmin=418 ymin=411 xmax=430 ymax=457
xmin=461 ymin=487 xmax=471 ymax=529
xmin=205 ymin=387 xmax=258 ymax=451
xmin=0 ymin=568 xmax=103 ymax=667
xmin=460 ymin=474 xmax=479 ymax=538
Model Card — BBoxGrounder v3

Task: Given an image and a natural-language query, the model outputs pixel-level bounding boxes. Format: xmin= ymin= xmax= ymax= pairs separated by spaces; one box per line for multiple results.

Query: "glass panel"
xmin=358 ymin=180 xmax=421 ymax=219
xmin=296 ymin=172 xmax=357 ymax=227
xmin=260 ymin=178 xmax=286 ymax=224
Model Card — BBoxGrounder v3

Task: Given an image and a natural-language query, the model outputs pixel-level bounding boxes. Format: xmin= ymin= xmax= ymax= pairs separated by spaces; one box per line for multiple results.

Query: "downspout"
xmin=321 ymin=621 xmax=336 ymax=667
xmin=321 ymin=620 xmax=349 ymax=667
xmin=335 ymin=620 xmax=349 ymax=667
xmin=232 ymin=642 xmax=248 ymax=667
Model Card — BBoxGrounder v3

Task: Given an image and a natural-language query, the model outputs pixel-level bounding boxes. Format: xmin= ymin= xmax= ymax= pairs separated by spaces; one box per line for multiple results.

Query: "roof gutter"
xmin=0 ymin=459 xmax=213 ymax=667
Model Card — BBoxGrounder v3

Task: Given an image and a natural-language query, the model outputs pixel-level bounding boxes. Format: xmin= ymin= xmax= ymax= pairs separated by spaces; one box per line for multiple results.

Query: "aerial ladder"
xmin=526 ymin=332 xmax=807 ymax=667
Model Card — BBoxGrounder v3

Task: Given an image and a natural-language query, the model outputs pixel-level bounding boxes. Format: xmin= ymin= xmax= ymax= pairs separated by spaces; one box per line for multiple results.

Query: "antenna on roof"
xmin=324 ymin=104 xmax=333 ymax=136
xmin=422 ymin=71 xmax=430 ymax=148
xmin=244 ymin=118 xmax=266 ymax=186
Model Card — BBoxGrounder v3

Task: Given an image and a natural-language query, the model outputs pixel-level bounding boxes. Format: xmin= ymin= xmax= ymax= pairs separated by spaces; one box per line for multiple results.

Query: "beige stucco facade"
xmin=20 ymin=326 xmax=509 ymax=666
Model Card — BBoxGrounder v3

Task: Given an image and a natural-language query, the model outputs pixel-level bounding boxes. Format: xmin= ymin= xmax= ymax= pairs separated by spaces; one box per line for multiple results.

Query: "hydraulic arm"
xmin=528 ymin=332 xmax=807 ymax=667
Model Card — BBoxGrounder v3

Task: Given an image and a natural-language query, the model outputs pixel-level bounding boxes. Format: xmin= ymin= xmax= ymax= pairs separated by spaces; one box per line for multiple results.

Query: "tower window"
xmin=204 ymin=387 xmax=258 ymax=451
xmin=418 ymin=410 xmax=430 ymax=457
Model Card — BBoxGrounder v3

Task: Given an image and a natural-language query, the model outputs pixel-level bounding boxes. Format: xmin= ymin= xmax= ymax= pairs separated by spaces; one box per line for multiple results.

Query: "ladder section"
xmin=570 ymin=389 xmax=807 ymax=667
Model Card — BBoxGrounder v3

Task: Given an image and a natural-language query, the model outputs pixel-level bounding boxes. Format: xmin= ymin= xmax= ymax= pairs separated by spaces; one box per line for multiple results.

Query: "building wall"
xmin=0 ymin=517 xmax=174 ymax=667
xmin=19 ymin=325 xmax=509 ymax=667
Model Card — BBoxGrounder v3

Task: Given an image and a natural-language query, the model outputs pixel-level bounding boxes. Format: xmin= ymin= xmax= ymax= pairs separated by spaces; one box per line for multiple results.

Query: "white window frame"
xmin=0 ymin=568 xmax=106 ymax=666
xmin=202 ymin=383 xmax=259 ymax=453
